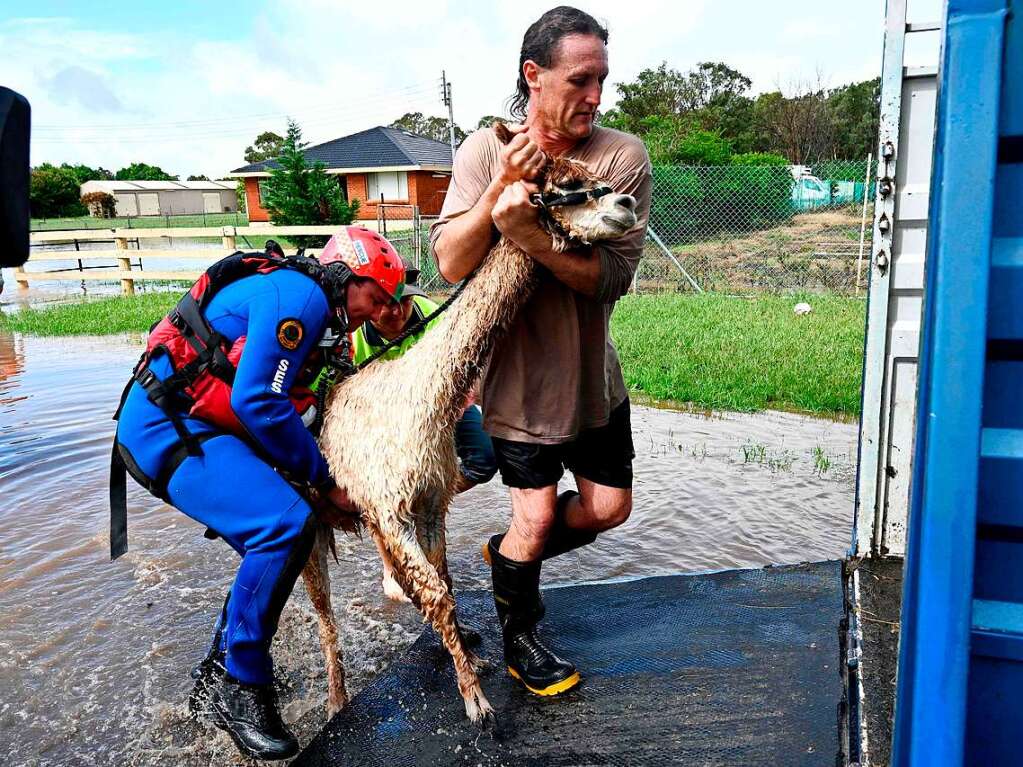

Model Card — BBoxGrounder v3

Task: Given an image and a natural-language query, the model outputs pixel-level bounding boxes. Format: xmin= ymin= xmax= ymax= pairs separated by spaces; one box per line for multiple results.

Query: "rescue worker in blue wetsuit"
xmin=110 ymin=227 xmax=405 ymax=761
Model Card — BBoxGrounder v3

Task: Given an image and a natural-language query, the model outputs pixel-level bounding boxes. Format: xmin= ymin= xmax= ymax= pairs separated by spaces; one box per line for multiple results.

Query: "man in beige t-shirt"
xmin=431 ymin=6 xmax=651 ymax=697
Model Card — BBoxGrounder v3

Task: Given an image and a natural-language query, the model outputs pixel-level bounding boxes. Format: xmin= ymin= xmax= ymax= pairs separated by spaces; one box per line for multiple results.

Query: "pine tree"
xmin=261 ymin=119 xmax=359 ymax=247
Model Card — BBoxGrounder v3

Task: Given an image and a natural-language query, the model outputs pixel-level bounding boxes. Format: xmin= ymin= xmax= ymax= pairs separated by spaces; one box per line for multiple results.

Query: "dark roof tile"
xmin=231 ymin=126 xmax=453 ymax=174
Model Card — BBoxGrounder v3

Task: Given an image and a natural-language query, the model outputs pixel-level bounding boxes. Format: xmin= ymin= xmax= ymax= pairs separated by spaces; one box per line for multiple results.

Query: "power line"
xmin=33 ymin=82 xmax=438 ymax=134
xmin=32 ymin=92 xmax=440 ymax=145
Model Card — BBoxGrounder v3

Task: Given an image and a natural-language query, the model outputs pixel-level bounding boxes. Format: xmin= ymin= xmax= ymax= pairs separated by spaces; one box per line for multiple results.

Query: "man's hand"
xmin=492 ymin=180 xmax=548 ymax=253
xmin=311 ymin=483 xmax=362 ymax=532
xmin=498 ymin=126 xmax=546 ymax=186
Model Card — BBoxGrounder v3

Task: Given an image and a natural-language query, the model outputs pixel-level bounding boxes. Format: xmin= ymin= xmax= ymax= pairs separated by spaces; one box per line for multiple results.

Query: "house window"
xmin=257 ymin=179 xmax=271 ymax=206
xmin=366 ymin=171 xmax=408 ymax=202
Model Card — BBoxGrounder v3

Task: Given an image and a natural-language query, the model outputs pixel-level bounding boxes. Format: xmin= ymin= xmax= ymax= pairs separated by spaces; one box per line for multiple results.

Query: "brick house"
xmin=228 ymin=126 xmax=453 ymax=222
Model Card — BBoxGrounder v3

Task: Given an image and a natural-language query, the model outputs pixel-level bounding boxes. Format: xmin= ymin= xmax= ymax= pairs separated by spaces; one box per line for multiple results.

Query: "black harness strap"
xmin=530 ymin=185 xmax=614 ymax=210
xmin=109 ymin=429 xmax=219 ymax=561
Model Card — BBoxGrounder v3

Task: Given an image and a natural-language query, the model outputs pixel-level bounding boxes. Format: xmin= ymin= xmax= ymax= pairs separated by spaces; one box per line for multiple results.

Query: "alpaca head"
xmin=493 ymin=122 xmax=638 ymax=250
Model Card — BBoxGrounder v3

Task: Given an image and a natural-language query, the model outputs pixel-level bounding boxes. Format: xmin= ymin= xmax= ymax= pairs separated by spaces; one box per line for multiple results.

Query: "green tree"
xmin=389 ymin=111 xmax=466 ymax=144
xmin=60 ymin=163 xmax=113 ymax=185
xmin=187 ymin=174 xmax=210 ymax=181
xmin=680 ymin=62 xmax=752 ymax=112
xmin=641 ymin=116 xmax=733 ymax=165
xmin=234 ymin=179 xmax=247 ymax=214
xmin=261 ymin=119 xmax=359 ymax=247
xmin=827 ymin=77 xmax=880 ymax=159
xmin=115 ymin=162 xmax=178 ymax=181
xmin=613 ymin=62 xmax=689 ymax=133
xmin=244 ymin=131 xmax=286 ymax=164
xmin=476 ymin=115 xmax=506 ymax=130
xmin=30 ymin=164 xmax=87 ymax=218
xmin=752 ymin=85 xmax=835 ymax=164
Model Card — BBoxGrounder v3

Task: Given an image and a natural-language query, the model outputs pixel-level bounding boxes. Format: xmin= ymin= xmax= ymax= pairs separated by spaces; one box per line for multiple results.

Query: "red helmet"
xmin=319 ymin=226 xmax=405 ymax=302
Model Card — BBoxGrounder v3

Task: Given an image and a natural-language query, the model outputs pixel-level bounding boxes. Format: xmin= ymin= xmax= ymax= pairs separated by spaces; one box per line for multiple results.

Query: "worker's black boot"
xmin=482 ymin=491 xmax=597 ymax=565
xmin=489 ymin=537 xmax=580 ymax=696
xmin=208 ymin=673 xmax=299 ymax=761
xmin=189 ymin=597 xmax=229 ymax=716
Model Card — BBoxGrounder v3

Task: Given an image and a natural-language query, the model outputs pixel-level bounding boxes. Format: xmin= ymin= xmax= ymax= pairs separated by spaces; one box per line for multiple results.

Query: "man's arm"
xmin=230 ymin=275 xmax=332 ymax=487
xmin=491 ymin=180 xmax=601 ymax=297
xmin=492 ymin=136 xmax=651 ymax=302
xmin=433 ymin=126 xmax=545 ymax=283
xmin=433 ymin=176 xmax=508 ymax=282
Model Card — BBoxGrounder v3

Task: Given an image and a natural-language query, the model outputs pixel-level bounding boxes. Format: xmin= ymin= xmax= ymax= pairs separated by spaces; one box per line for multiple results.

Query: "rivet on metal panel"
xmin=876 ymin=250 xmax=890 ymax=272
xmin=878 ymin=214 xmax=891 ymax=233
xmin=878 ymin=178 xmax=894 ymax=197
xmin=882 ymin=141 xmax=896 ymax=160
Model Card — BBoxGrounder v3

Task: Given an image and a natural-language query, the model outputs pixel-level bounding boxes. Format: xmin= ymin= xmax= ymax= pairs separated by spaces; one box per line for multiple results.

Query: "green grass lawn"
xmin=0 ymin=292 xmax=180 ymax=335
xmin=31 ymin=212 xmax=250 ymax=231
xmin=611 ymin=293 xmax=865 ymax=417
xmin=0 ymin=292 xmax=866 ymax=417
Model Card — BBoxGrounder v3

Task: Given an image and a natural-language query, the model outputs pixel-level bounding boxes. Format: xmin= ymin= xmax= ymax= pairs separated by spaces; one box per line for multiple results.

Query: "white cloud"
xmin=17 ymin=2 xmax=884 ymax=178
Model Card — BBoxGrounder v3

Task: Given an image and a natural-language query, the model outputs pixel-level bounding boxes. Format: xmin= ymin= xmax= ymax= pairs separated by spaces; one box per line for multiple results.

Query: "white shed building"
xmin=79 ymin=180 xmax=238 ymax=217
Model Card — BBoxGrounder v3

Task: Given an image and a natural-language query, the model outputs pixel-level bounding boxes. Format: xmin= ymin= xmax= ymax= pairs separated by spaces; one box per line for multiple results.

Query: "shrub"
xmin=650 ymin=162 xmax=793 ymax=244
xmin=261 ymin=119 xmax=359 ymax=248
xmin=81 ymin=191 xmax=117 ymax=218
xmin=30 ymin=164 xmax=87 ymax=218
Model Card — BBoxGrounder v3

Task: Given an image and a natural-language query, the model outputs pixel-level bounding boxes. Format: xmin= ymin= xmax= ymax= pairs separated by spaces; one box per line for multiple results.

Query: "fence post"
xmin=116 ymin=236 xmax=135 ymax=295
xmin=222 ymin=226 xmax=237 ymax=252
xmin=855 ymin=152 xmax=874 ymax=296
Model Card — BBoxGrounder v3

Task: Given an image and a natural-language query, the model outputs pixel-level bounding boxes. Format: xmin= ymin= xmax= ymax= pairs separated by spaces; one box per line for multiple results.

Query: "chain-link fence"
xmin=381 ymin=158 xmax=875 ymax=297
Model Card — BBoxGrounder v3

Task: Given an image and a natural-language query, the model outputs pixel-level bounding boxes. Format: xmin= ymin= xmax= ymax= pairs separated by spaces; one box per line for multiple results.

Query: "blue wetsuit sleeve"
xmin=230 ymin=276 xmax=332 ymax=486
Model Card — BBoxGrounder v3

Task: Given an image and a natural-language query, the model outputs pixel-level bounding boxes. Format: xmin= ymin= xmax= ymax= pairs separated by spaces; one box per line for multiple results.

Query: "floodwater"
xmin=0 ymin=330 xmax=858 ymax=766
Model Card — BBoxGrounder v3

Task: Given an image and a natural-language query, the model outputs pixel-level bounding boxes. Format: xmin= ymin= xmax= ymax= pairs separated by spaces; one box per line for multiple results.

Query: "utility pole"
xmin=440 ymin=70 xmax=456 ymax=162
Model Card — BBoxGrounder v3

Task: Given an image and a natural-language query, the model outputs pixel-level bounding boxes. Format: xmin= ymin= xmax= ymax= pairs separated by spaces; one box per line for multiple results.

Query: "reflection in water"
xmin=0 ymin=333 xmax=857 ymax=765
xmin=0 ymin=331 xmax=24 ymax=387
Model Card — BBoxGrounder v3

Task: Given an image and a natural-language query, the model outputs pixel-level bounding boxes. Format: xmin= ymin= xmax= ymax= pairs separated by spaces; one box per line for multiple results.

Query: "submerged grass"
xmin=611 ymin=293 xmax=865 ymax=417
xmin=1 ymin=291 xmax=866 ymax=417
xmin=0 ymin=293 xmax=179 ymax=335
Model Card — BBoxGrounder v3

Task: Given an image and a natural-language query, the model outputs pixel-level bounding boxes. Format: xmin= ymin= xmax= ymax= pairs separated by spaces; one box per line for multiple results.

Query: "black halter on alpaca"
xmin=531 ymin=185 xmax=614 ymax=210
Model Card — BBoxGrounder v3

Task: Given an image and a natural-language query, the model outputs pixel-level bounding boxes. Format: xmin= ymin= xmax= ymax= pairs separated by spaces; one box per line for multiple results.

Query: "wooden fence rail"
xmin=18 ymin=225 xmax=350 ymax=295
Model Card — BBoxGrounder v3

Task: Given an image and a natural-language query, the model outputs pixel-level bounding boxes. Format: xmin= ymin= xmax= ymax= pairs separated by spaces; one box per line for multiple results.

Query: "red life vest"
xmin=134 ymin=250 xmax=344 ymax=438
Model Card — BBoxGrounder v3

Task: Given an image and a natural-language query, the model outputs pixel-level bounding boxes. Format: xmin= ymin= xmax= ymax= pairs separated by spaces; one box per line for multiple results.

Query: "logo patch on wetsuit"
xmin=277 ymin=318 xmax=304 ymax=350
xmin=352 ymin=239 xmax=370 ymax=265
xmin=271 ymin=358 xmax=290 ymax=394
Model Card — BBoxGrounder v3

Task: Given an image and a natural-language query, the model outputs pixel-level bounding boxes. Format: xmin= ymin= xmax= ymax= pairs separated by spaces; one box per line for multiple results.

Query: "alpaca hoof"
xmin=382 ymin=574 xmax=411 ymax=603
xmin=464 ymin=690 xmax=494 ymax=726
xmin=326 ymin=694 xmax=348 ymax=719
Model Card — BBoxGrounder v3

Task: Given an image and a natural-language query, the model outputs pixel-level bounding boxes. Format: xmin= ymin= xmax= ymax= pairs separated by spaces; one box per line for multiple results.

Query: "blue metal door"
xmin=893 ymin=1 xmax=1020 ymax=764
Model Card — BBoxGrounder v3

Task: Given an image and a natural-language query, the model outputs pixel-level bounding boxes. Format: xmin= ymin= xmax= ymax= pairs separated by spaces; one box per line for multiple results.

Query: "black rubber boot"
xmin=189 ymin=597 xmax=229 ymax=716
xmin=208 ymin=674 xmax=299 ymax=761
xmin=482 ymin=491 xmax=597 ymax=565
xmin=488 ymin=537 xmax=580 ymax=696
xmin=191 ymin=594 xmax=229 ymax=681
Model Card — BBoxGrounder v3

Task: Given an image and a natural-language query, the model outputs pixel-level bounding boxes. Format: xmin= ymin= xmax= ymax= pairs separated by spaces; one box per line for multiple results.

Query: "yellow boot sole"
xmin=507 ymin=666 xmax=581 ymax=696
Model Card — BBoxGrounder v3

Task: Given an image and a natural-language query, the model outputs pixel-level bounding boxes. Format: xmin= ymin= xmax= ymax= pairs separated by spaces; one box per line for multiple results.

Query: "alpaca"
xmin=301 ymin=124 xmax=639 ymax=724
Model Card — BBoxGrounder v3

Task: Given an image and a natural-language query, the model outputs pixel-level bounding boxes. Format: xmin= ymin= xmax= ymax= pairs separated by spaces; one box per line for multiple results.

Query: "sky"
xmin=3 ymin=0 xmax=943 ymax=179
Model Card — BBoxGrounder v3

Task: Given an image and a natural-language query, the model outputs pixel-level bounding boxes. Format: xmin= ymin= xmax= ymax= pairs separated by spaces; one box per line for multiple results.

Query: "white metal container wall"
xmin=202 ymin=193 xmax=221 ymax=213
xmin=855 ymin=1 xmax=939 ymax=557
xmin=138 ymin=193 xmax=160 ymax=216
xmin=114 ymin=193 xmax=138 ymax=217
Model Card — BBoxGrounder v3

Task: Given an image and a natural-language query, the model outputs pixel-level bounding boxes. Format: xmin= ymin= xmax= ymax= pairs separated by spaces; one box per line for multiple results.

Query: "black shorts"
xmin=491 ymin=398 xmax=635 ymax=489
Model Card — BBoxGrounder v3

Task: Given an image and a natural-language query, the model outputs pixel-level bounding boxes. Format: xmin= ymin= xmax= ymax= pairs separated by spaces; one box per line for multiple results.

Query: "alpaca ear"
xmin=492 ymin=121 xmax=514 ymax=144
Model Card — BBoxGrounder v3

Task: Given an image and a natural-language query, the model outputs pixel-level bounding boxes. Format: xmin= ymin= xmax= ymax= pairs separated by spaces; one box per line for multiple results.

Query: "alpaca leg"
xmin=414 ymin=497 xmax=486 ymax=664
xmin=301 ymin=523 xmax=348 ymax=717
xmin=414 ymin=492 xmax=453 ymax=593
xmin=372 ymin=526 xmax=411 ymax=603
xmin=374 ymin=513 xmax=494 ymax=725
